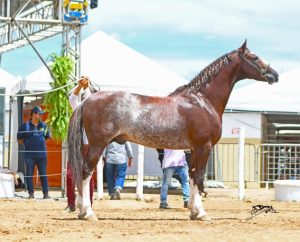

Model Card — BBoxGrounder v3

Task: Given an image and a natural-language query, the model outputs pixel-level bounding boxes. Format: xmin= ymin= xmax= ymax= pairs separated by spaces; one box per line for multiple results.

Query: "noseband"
xmin=240 ymin=50 xmax=270 ymax=78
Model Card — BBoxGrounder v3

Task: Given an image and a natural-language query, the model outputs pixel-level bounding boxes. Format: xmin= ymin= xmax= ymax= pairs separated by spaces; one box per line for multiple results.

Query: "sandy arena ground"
xmin=1 ymin=188 xmax=300 ymax=242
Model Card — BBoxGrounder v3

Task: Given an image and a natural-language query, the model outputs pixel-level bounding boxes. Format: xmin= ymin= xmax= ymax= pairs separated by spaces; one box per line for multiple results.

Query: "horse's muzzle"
xmin=264 ymin=72 xmax=279 ymax=85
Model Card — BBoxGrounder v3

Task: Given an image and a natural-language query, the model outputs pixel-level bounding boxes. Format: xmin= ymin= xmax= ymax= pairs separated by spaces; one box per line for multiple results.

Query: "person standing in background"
xmin=159 ymin=149 xmax=190 ymax=209
xmin=103 ymin=142 xmax=133 ymax=200
xmin=17 ymin=106 xmax=51 ymax=199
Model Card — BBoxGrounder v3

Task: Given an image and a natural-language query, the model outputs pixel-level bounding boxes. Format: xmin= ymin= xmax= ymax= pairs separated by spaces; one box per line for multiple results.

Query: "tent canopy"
xmin=226 ymin=67 xmax=300 ymax=113
xmin=0 ymin=68 xmax=20 ymax=94
xmin=0 ymin=68 xmax=21 ymax=107
xmin=24 ymin=31 xmax=187 ymax=96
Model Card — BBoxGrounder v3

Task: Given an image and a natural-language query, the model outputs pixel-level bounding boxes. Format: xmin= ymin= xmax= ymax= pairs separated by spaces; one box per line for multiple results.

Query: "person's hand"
xmin=78 ymin=76 xmax=89 ymax=89
xmin=80 ymin=76 xmax=89 ymax=90
xmin=128 ymin=158 xmax=133 ymax=168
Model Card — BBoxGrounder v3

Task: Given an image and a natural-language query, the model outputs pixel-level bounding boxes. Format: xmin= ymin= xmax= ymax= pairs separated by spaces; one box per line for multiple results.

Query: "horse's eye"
xmin=253 ymin=56 xmax=259 ymax=61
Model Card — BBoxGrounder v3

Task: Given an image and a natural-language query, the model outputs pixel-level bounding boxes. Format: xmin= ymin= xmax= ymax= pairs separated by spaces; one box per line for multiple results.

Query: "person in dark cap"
xmin=17 ymin=106 xmax=51 ymax=199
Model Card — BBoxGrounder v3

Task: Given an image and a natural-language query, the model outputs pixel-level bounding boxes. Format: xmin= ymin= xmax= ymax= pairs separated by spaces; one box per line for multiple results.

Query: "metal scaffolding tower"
xmin=0 ymin=0 xmax=83 ymax=80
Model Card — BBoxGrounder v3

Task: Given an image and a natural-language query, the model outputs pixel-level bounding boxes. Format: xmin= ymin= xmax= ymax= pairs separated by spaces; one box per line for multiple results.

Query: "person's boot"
xmin=64 ymin=205 xmax=76 ymax=213
xmin=115 ymin=188 xmax=121 ymax=200
xmin=43 ymin=192 xmax=51 ymax=199
xmin=159 ymin=202 xmax=171 ymax=209
xmin=184 ymin=201 xmax=188 ymax=208
xmin=28 ymin=192 xmax=34 ymax=199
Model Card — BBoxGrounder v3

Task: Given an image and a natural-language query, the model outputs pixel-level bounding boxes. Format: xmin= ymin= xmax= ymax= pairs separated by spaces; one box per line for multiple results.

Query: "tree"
xmin=43 ymin=54 xmax=74 ymax=141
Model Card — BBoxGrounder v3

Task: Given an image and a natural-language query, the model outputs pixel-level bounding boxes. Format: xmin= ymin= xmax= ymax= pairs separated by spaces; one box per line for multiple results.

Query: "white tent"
xmin=0 ymin=68 xmax=20 ymax=107
xmin=22 ymin=30 xmax=188 ymax=178
xmin=24 ymin=30 xmax=187 ymax=96
xmin=24 ymin=66 xmax=52 ymax=91
xmin=0 ymin=68 xmax=20 ymax=167
xmin=226 ymin=68 xmax=300 ymax=113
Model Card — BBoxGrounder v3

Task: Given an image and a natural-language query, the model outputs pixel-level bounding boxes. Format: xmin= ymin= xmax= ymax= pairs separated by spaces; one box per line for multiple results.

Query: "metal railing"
xmin=258 ymin=144 xmax=300 ymax=185
xmin=5 ymin=141 xmax=300 ymax=189
xmin=208 ymin=143 xmax=257 ymax=183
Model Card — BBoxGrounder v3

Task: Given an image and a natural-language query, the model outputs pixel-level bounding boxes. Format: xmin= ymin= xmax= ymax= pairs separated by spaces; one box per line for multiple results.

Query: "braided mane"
xmin=169 ymin=50 xmax=236 ymax=96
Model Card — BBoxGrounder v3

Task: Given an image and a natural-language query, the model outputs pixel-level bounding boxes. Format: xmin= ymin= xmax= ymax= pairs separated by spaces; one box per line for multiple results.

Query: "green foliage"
xmin=43 ymin=54 xmax=74 ymax=141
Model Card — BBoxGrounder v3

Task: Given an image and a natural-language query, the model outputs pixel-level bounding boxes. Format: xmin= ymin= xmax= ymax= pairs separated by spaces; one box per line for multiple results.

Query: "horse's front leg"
xmin=188 ymin=144 xmax=211 ymax=221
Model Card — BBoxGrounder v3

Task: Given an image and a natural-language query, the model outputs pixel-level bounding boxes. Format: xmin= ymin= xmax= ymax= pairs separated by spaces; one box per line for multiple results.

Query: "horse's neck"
xmin=201 ymin=62 xmax=240 ymax=116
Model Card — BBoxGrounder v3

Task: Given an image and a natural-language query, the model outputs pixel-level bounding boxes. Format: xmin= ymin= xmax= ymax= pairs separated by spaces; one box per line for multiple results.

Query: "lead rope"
xmin=246 ymin=205 xmax=278 ymax=220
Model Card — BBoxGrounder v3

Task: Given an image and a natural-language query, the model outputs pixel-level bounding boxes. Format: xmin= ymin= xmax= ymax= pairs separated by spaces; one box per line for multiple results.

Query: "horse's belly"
xmin=127 ymin=126 xmax=190 ymax=149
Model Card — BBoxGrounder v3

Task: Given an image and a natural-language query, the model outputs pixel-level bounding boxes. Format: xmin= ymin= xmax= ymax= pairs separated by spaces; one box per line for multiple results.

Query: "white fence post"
xmin=96 ymin=156 xmax=104 ymax=199
xmin=238 ymin=127 xmax=245 ymax=200
xmin=136 ymin=144 xmax=144 ymax=200
xmin=61 ymin=141 xmax=67 ymax=197
xmin=0 ymin=135 xmax=3 ymax=167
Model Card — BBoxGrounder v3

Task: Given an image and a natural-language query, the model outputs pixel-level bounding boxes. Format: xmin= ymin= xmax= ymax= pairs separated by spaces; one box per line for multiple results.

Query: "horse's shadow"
xmin=53 ymin=217 xmax=242 ymax=222
xmin=53 ymin=217 xmax=190 ymax=221
xmin=212 ymin=217 xmax=243 ymax=221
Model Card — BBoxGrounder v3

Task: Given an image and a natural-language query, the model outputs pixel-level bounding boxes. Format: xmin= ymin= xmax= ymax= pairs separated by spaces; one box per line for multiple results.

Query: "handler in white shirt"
xmin=64 ymin=77 xmax=95 ymax=213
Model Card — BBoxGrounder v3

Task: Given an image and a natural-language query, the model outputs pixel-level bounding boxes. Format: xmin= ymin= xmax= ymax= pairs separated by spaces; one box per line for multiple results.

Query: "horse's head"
xmin=237 ymin=40 xmax=279 ymax=84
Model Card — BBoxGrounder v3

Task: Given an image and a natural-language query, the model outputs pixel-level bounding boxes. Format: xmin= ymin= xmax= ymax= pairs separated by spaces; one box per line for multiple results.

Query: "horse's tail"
xmin=68 ymin=105 xmax=84 ymax=194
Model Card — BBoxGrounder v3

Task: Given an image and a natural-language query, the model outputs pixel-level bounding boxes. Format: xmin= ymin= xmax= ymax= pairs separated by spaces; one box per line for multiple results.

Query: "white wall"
xmin=222 ymin=112 xmax=262 ymax=139
xmin=126 ymin=143 xmax=162 ymax=177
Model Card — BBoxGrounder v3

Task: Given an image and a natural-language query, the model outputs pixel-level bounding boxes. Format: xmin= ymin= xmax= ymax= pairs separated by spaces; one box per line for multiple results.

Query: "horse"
xmin=68 ymin=41 xmax=279 ymax=221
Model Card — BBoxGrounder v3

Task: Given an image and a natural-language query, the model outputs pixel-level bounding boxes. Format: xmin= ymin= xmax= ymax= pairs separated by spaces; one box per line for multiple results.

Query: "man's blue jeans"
xmin=160 ymin=165 xmax=190 ymax=203
xmin=105 ymin=162 xmax=127 ymax=196
xmin=25 ymin=157 xmax=49 ymax=194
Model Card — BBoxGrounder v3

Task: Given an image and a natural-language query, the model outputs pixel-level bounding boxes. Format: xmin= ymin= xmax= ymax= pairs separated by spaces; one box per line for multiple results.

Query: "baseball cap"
xmin=32 ymin=106 xmax=45 ymax=115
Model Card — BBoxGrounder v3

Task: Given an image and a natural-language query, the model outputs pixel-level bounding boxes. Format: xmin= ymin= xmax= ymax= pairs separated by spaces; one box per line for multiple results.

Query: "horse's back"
xmin=82 ymin=91 xmax=221 ymax=149
xmin=82 ymin=91 xmax=189 ymax=147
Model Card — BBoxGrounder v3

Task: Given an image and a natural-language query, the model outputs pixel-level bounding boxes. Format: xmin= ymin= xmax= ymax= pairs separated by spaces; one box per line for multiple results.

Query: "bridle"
xmin=240 ymin=49 xmax=270 ymax=78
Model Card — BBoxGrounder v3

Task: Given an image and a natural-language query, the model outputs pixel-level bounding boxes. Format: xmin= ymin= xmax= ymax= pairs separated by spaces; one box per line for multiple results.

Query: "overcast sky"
xmin=1 ymin=0 xmax=299 ymax=81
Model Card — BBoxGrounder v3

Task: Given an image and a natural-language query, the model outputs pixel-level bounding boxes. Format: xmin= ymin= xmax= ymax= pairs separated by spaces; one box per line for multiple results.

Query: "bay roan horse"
xmin=68 ymin=41 xmax=279 ymax=221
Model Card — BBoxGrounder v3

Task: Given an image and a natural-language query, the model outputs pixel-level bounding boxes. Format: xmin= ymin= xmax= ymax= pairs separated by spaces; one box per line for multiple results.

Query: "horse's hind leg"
xmin=188 ymin=144 xmax=212 ymax=221
xmin=78 ymin=144 xmax=105 ymax=221
xmin=78 ymin=172 xmax=96 ymax=221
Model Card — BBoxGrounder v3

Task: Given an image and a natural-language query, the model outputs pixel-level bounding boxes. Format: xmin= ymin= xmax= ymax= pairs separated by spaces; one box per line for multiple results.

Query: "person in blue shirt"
xmin=103 ymin=142 xmax=133 ymax=200
xmin=17 ymin=106 xmax=51 ymax=199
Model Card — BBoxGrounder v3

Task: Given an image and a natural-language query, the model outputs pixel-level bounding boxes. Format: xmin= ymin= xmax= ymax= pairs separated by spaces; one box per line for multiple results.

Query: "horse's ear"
xmin=238 ymin=39 xmax=247 ymax=54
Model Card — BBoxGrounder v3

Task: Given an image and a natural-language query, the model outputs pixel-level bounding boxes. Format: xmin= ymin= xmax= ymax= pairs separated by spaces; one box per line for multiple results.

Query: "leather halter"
xmin=240 ymin=49 xmax=270 ymax=78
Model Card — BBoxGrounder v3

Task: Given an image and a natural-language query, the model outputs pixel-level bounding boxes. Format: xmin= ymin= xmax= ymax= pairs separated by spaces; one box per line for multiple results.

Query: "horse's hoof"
xmin=189 ymin=213 xmax=199 ymax=220
xmin=190 ymin=214 xmax=211 ymax=221
xmin=78 ymin=212 xmax=87 ymax=220
xmin=86 ymin=214 xmax=98 ymax=221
